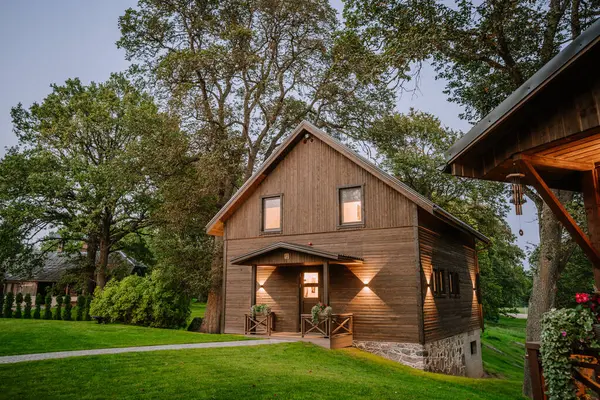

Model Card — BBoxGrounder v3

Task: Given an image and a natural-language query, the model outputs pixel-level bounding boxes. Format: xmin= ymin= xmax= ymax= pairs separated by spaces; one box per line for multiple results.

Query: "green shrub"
xmin=3 ymin=292 xmax=14 ymax=318
xmin=43 ymin=293 xmax=52 ymax=320
xmin=14 ymin=293 xmax=23 ymax=319
xmin=90 ymin=270 xmax=190 ymax=329
xmin=24 ymin=293 xmax=32 ymax=319
xmin=63 ymin=295 xmax=72 ymax=321
xmin=0 ymin=292 xmax=4 ymax=318
xmin=33 ymin=293 xmax=42 ymax=319
xmin=54 ymin=295 xmax=63 ymax=320
xmin=76 ymin=295 xmax=85 ymax=321
xmin=84 ymin=295 xmax=92 ymax=321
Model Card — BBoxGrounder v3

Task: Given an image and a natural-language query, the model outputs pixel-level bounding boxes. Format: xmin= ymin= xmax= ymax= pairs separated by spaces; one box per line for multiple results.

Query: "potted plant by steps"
xmin=576 ymin=293 xmax=600 ymax=337
xmin=311 ymin=302 xmax=332 ymax=324
xmin=250 ymin=304 xmax=271 ymax=318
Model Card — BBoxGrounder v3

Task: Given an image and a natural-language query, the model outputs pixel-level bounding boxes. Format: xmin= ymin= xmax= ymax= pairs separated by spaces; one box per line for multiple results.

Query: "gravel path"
xmin=0 ymin=339 xmax=295 ymax=364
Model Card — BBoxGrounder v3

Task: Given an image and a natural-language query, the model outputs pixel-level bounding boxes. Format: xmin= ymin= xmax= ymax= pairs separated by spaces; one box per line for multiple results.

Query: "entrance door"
xmin=301 ymin=270 xmax=321 ymax=317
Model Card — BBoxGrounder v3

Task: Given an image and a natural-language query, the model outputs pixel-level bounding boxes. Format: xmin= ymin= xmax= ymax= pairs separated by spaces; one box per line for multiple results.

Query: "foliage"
xmin=54 ymin=295 xmax=63 ymax=321
xmin=541 ymin=308 xmax=598 ymax=400
xmin=90 ymin=270 xmax=190 ymax=329
xmin=187 ymin=317 xmax=203 ymax=332
xmin=1 ymin=74 xmax=182 ymax=289
xmin=33 ymin=293 xmax=42 ymax=319
xmin=311 ymin=302 xmax=332 ymax=324
xmin=14 ymin=293 xmax=23 ymax=319
xmin=3 ymin=292 xmax=14 ymax=318
xmin=0 ymin=291 xmax=3 ymax=318
xmin=250 ymin=304 xmax=271 ymax=318
xmin=84 ymin=295 xmax=92 ymax=321
xmin=76 ymin=295 xmax=85 ymax=321
xmin=43 ymin=293 xmax=52 ymax=320
xmin=555 ymin=246 xmax=595 ymax=309
xmin=62 ymin=295 xmax=72 ymax=321
xmin=365 ymin=111 xmax=528 ymax=321
xmin=23 ymin=293 xmax=31 ymax=319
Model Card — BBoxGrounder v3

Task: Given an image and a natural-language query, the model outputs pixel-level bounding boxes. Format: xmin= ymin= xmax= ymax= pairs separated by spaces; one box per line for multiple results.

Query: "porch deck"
xmin=244 ymin=313 xmax=354 ymax=350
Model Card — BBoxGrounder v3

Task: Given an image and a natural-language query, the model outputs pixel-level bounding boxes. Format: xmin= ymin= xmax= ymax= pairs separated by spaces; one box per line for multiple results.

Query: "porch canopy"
xmin=444 ymin=18 xmax=600 ymax=285
xmin=230 ymin=241 xmax=363 ymax=266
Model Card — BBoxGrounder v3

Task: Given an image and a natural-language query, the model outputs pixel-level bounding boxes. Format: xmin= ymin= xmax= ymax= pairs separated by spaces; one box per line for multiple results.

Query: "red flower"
xmin=576 ymin=293 xmax=590 ymax=303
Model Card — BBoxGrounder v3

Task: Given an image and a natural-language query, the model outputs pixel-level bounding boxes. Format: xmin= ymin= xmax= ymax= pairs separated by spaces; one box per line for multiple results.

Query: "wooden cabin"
xmin=207 ymin=121 xmax=487 ymax=377
xmin=444 ymin=18 xmax=600 ymax=397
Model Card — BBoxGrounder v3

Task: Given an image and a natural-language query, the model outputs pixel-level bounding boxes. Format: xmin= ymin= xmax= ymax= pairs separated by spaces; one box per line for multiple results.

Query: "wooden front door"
xmin=300 ymin=269 xmax=322 ymax=318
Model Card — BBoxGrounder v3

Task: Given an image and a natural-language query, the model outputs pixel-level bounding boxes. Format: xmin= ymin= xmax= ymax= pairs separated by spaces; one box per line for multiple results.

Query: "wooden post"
xmin=582 ymin=166 xmax=600 ymax=289
xmin=251 ymin=264 xmax=257 ymax=306
xmin=526 ymin=342 xmax=546 ymax=400
xmin=323 ymin=262 xmax=329 ymax=305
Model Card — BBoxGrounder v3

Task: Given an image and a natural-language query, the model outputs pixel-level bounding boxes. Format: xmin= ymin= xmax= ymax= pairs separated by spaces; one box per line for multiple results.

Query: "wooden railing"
xmin=527 ymin=341 xmax=600 ymax=400
xmin=300 ymin=313 xmax=354 ymax=338
xmin=244 ymin=313 xmax=274 ymax=335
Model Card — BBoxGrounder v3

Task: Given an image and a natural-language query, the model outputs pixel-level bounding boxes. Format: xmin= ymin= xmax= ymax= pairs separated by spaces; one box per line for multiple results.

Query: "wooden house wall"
xmin=225 ymin=135 xmax=415 ymax=240
xmin=418 ymin=213 xmax=481 ymax=343
xmin=224 ymin=227 xmax=422 ymax=343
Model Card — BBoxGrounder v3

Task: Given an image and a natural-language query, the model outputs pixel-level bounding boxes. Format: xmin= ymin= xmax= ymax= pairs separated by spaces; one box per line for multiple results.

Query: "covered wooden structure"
xmin=445 ymin=18 xmax=600 ymax=287
xmin=445 ymin=17 xmax=600 ymax=398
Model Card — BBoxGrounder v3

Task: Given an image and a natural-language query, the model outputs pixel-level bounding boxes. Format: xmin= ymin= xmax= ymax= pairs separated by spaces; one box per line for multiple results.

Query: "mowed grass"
xmin=188 ymin=301 xmax=206 ymax=322
xmin=0 ymin=318 xmax=249 ymax=356
xmin=481 ymin=317 xmax=526 ymax=381
xmin=0 ymin=342 xmax=525 ymax=400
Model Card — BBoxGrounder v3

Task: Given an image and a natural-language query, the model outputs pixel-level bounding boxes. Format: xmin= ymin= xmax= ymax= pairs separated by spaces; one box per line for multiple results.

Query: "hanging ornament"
xmin=506 ymin=172 xmax=526 ymax=216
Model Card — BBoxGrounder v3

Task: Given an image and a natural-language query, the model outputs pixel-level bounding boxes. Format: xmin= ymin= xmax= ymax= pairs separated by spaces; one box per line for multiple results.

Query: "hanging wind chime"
xmin=507 ymin=167 xmax=526 ymax=236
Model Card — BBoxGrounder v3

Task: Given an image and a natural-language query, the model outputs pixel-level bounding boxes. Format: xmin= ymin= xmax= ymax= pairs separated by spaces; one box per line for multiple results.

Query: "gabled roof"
xmin=4 ymin=251 xmax=146 ymax=282
xmin=230 ymin=242 xmax=364 ymax=265
xmin=206 ymin=120 xmax=489 ymax=243
xmin=445 ymin=18 xmax=600 ymax=165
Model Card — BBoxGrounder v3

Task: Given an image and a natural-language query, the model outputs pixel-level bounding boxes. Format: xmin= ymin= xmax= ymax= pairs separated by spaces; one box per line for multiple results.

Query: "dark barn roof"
xmin=4 ymin=251 xmax=145 ymax=283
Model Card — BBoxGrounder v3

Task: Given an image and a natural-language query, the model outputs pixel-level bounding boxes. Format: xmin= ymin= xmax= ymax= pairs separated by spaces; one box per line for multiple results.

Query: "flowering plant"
xmin=575 ymin=292 xmax=600 ymax=322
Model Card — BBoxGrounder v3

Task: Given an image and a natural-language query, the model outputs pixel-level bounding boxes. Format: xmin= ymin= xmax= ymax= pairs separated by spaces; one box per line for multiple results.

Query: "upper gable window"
xmin=339 ymin=186 xmax=363 ymax=226
xmin=261 ymin=195 xmax=282 ymax=233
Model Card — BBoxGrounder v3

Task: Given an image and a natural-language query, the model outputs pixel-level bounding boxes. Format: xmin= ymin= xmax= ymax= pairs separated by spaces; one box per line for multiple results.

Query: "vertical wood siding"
xmin=226 ymin=136 xmax=414 ymax=240
xmin=418 ymin=218 xmax=481 ymax=343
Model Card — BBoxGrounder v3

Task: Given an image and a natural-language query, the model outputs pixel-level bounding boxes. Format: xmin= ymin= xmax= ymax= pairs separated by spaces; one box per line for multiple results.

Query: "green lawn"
xmin=0 ymin=319 xmax=249 ymax=356
xmin=188 ymin=301 xmax=206 ymax=322
xmin=481 ymin=317 xmax=526 ymax=381
xmin=0 ymin=341 xmax=525 ymax=400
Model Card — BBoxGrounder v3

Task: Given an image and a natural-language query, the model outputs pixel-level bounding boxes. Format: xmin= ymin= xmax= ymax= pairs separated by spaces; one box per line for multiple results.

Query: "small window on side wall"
xmin=339 ymin=185 xmax=364 ymax=226
xmin=449 ymin=272 xmax=460 ymax=298
xmin=432 ymin=268 xmax=446 ymax=297
xmin=261 ymin=195 xmax=282 ymax=233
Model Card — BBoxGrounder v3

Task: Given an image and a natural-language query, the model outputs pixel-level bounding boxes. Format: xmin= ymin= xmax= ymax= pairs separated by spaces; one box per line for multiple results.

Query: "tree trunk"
xmin=200 ymin=236 xmax=224 ymax=333
xmin=523 ymin=190 xmax=572 ymax=398
xmin=96 ymin=238 xmax=110 ymax=289
xmin=85 ymin=236 xmax=98 ymax=295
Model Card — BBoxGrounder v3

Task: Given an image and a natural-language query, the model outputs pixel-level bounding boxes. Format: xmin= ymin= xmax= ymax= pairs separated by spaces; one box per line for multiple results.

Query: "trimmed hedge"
xmin=43 ymin=293 xmax=52 ymax=320
xmin=76 ymin=295 xmax=85 ymax=321
xmin=24 ymin=293 xmax=32 ymax=319
xmin=63 ymin=295 xmax=72 ymax=321
xmin=34 ymin=293 xmax=42 ymax=319
xmin=54 ymin=295 xmax=63 ymax=320
xmin=14 ymin=293 xmax=23 ymax=319
xmin=0 ymin=292 xmax=3 ymax=318
xmin=3 ymin=292 xmax=14 ymax=318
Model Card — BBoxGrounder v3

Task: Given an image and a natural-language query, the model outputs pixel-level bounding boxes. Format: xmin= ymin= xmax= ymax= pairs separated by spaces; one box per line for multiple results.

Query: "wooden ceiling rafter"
xmin=519 ymin=159 xmax=600 ymax=269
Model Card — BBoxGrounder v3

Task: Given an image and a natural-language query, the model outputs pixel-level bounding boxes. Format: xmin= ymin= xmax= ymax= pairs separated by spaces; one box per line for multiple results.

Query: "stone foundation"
xmin=353 ymin=329 xmax=483 ymax=377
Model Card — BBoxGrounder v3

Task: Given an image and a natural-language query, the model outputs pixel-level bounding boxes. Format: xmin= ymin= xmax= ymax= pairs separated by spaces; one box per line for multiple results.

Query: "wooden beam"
xmin=251 ymin=265 xmax=257 ymax=307
xmin=323 ymin=262 xmax=329 ymax=306
xmin=515 ymin=154 xmax=594 ymax=171
xmin=520 ymin=160 xmax=600 ymax=268
xmin=582 ymin=167 xmax=600 ymax=289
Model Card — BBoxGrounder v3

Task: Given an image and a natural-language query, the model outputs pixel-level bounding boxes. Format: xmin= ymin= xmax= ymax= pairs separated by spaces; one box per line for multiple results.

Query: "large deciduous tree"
xmin=344 ymin=0 xmax=600 ymax=395
xmin=0 ymin=74 xmax=182 ymax=291
xmin=117 ymin=0 xmax=393 ymax=333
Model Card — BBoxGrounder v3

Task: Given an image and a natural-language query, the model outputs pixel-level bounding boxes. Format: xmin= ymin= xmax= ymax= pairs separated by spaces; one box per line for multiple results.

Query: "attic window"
xmin=339 ymin=185 xmax=364 ymax=226
xmin=261 ymin=195 xmax=282 ymax=233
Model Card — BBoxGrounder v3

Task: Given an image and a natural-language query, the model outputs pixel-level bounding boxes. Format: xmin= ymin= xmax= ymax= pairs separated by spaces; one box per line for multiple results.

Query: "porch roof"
xmin=230 ymin=242 xmax=364 ymax=266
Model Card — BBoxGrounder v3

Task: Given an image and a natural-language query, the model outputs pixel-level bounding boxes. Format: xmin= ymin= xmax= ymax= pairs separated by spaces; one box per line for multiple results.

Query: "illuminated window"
xmin=261 ymin=195 xmax=281 ymax=232
xmin=339 ymin=186 xmax=363 ymax=225
xmin=303 ymin=272 xmax=319 ymax=298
